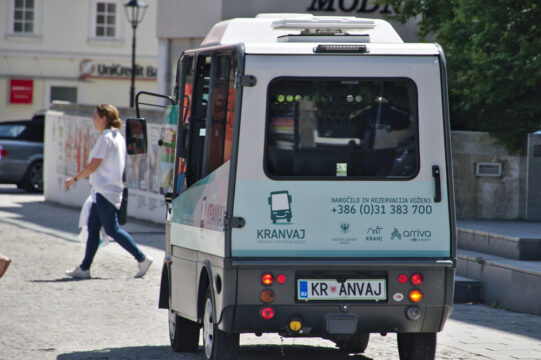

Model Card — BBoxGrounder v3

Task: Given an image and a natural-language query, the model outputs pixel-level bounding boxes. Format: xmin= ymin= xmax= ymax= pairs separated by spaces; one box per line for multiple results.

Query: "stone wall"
xmin=451 ymin=131 xmax=526 ymax=220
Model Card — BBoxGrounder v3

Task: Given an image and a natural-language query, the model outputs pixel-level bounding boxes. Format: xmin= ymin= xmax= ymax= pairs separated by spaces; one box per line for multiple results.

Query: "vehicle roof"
xmin=200 ymin=14 xmax=441 ymax=56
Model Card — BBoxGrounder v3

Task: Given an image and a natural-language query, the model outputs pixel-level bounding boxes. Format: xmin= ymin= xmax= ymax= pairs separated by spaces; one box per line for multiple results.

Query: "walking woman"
xmin=65 ymin=104 xmax=152 ymax=279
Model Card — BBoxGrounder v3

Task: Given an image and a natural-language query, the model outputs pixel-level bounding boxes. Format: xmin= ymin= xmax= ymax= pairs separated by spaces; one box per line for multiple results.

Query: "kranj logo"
xmin=366 ymin=226 xmax=383 ymax=241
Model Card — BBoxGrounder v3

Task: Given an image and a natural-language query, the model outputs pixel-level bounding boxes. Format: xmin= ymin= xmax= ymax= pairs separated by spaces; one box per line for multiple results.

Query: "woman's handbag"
xmin=118 ymin=187 xmax=128 ymax=225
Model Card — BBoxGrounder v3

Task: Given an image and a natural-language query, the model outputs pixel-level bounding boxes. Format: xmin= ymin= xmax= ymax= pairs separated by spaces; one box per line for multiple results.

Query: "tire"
xmin=202 ymin=288 xmax=239 ymax=360
xmin=339 ymin=332 xmax=370 ymax=354
xmin=22 ymin=161 xmax=43 ymax=193
xmin=397 ymin=332 xmax=437 ymax=360
xmin=169 ymin=310 xmax=200 ymax=352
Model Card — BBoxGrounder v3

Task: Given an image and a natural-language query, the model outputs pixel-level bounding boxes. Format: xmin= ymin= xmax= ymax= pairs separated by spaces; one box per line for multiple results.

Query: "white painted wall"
xmin=0 ymin=0 xmax=159 ymax=121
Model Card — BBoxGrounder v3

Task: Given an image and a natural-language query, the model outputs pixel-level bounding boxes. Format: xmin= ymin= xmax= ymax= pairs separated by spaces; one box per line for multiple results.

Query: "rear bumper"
xmin=224 ymin=303 xmax=452 ymax=335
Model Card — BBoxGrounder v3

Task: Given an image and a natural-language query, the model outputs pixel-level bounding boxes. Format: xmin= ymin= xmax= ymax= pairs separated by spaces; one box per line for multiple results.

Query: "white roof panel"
xmin=202 ymin=13 xmax=404 ymax=47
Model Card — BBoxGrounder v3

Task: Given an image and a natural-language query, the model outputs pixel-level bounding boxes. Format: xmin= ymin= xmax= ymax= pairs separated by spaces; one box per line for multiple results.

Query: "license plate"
xmin=297 ymin=279 xmax=386 ymax=301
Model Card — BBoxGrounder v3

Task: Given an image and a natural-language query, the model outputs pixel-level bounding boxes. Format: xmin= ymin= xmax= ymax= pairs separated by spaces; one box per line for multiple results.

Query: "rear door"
xmin=231 ymin=54 xmax=452 ymax=258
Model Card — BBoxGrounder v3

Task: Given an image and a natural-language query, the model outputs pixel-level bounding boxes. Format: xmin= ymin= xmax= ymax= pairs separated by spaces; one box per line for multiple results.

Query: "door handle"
xmin=432 ymin=165 xmax=442 ymax=203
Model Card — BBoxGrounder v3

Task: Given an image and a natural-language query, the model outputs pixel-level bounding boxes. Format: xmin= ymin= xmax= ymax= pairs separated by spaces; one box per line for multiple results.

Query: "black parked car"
xmin=0 ymin=114 xmax=44 ymax=192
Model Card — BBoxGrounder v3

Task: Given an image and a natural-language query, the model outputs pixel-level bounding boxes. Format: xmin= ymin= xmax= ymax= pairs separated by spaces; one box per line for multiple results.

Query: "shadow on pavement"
xmin=29 ymin=277 xmax=108 ymax=283
xmin=0 ymin=187 xmax=165 ymax=251
xmin=450 ymin=304 xmax=541 ymax=341
xmin=57 ymin=345 xmax=372 ymax=360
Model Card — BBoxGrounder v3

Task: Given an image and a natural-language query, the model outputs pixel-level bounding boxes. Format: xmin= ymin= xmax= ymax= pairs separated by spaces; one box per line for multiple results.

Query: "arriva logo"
xmin=391 ymin=228 xmax=432 ymax=242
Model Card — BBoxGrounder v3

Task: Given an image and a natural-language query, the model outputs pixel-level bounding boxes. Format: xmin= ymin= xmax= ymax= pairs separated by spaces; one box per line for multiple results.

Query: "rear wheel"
xmin=169 ymin=310 xmax=200 ymax=352
xmin=22 ymin=161 xmax=43 ymax=193
xmin=203 ymin=288 xmax=239 ymax=360
xmin=397 ymin=332 xmax=437 ymax=360
xmin=338 ymin=332 xmax=370 ymax=354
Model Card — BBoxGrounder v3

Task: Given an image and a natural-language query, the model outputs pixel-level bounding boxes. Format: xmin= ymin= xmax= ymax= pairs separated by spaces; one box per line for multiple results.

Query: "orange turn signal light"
xmin=409 ymin=289 xmax=423 ymax=303
xmin=261 ymin=273 xmax=274 ymax=286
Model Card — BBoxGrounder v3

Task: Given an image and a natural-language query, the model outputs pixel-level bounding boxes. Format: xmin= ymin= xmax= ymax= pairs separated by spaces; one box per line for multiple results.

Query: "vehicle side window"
xmin=20 ymin=122 xmax=44 ymax=142
xmin=0 ymin=124 xmax=26 ymax=139
xmin=207 ymin=53 xmax=236 ymax=173
xmin=173 ymin=55 xmax=194 ymax=194
xmin=185 ymin=55 xmax=211 ymax=187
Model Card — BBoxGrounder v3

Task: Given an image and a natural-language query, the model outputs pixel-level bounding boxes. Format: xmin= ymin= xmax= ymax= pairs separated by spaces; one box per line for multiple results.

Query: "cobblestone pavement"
xmin=0 ymin=188 xmax=540 ymax=360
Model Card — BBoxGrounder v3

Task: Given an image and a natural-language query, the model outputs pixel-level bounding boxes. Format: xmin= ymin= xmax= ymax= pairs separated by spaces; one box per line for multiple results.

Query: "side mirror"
xmin=125 ymin=118 xmax=148 ymax=155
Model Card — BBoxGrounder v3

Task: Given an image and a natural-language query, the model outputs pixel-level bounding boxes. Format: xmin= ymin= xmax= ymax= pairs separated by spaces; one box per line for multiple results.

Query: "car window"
xmin=265 ymin=77 xmax=418 ymax=179
xmin=20 ymin=123 xmax=44 ymax=142
xmin=0 ymin=124 xmax=27 ymax=139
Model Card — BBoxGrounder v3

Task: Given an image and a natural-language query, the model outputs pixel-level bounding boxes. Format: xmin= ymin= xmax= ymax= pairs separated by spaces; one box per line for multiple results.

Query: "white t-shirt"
xmin=89 ymin=129 xmax=126 ymax=209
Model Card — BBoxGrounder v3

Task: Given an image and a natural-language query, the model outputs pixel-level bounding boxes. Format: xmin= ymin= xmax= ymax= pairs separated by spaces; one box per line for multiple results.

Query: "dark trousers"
xmin=81 ymin=193 xmax=144 ymax=270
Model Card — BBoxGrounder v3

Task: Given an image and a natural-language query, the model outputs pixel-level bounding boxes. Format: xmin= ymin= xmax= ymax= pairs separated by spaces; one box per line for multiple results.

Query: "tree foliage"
xmin=381 ymin=0 xmax=541 ymax=152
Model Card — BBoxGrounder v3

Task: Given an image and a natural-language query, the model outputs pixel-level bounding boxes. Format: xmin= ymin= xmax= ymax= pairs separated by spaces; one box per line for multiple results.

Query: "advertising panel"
xmin=232 ymin=180 xmax=451 ymax=258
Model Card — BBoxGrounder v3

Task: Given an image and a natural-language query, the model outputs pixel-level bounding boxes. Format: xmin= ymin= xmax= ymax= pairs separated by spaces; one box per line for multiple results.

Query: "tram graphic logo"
xmin=391 ymin=228 xmax=402 ymax=240
xmin=267 ymin=191 xmax=293 ymax=224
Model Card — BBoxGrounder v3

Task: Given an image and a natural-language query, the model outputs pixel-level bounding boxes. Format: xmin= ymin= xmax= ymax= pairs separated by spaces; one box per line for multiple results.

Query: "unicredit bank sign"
xmin=79 ymin=59 xmax=157 ymax=80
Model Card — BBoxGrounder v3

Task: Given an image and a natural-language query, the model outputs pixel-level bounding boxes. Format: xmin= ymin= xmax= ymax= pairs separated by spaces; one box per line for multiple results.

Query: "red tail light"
xmin=411 ymin=273 xmax=423 ymax=285
xmin=260 ymin=307 xmax=274 ymax=320
xmin=0 ymin=149 xmax=7 ymax=157
xmin=398 ymin=274 xmax=408 ymax=284
xmin=276 ymin=274 xmax=287 ymax=284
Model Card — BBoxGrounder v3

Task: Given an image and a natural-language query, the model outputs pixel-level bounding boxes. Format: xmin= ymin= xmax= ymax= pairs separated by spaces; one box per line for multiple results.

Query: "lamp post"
xmin=124 ymin=0 xmax=148 ymax=108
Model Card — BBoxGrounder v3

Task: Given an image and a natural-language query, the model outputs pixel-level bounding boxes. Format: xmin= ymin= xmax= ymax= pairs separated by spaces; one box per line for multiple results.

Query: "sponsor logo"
xmin=391 ymin=228 xmax=432 ymax=242
xmin=340 ymin=222 xmax=351 ymax=234
xmin=366 ymin=226 xmax=383 ymax=241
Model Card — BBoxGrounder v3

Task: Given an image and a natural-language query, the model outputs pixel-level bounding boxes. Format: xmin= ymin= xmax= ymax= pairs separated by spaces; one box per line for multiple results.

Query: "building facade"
xmin=155 ymin=0 xmax=420 ymax=96
xmin=0 ymin=0 xmax=159 ymax=121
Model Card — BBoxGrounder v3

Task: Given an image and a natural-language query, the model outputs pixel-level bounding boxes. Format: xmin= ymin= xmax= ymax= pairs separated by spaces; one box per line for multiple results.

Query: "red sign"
xmin=9 ymin=79 xmax=33 ymax=104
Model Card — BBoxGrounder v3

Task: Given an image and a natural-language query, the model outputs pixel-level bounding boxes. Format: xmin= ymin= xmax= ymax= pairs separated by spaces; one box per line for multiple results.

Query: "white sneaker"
xmin=135 ymin=257 xmax=153 ymax=278
xmin=66 ymin=266 xmax=90 ymax=279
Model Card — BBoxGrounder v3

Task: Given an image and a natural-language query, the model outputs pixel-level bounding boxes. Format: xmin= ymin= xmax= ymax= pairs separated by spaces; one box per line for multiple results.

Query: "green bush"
xmin=381 ymin=0 xmax=541 ymax=153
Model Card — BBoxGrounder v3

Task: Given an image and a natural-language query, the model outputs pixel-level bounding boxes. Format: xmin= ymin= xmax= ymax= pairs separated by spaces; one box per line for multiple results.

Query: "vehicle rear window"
xmin=265 ymin=78 xmax=418 ymax=179
xmin=0 ymin=124 xmax=26 ymax=139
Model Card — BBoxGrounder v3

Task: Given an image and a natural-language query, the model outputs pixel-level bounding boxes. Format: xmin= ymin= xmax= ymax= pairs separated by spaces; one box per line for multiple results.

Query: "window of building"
xmin=50 ymin=86 xmax=78 ymax=103
xmin=95 ymin=2 xmax=116 ymax=38
xmin=13 ymin=0 xmax=34 ymax=33
xmin=265 ymin=78 xmax=418 ymax=179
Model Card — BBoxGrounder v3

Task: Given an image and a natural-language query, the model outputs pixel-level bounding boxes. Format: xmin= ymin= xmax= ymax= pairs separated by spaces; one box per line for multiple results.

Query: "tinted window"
xmin=0 ymin=124 xmax=26 ymax=138
xmin=265 ymin=78 xmax=418 ymax=179
xmin=207 ymin=54 xmax=236 ymax=173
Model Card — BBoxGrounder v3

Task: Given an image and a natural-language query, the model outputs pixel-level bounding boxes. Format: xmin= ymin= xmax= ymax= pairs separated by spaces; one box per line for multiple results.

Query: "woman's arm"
xmin=65 ymin=157 xmax=103 ymax=190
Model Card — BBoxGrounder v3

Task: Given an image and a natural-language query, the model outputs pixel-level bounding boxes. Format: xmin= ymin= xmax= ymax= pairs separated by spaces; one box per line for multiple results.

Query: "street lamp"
xmin=124 ymin=0 xmax=148 ymax=108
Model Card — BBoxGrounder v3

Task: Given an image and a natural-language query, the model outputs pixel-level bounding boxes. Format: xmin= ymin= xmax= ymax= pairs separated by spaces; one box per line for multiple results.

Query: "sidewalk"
xmin=0 ymin=185 xmax=165 ymax=259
